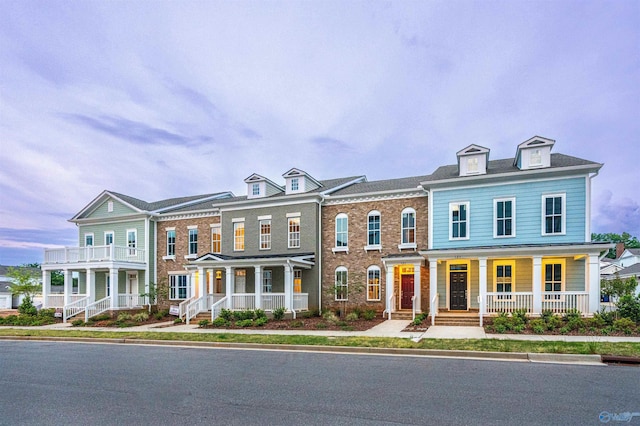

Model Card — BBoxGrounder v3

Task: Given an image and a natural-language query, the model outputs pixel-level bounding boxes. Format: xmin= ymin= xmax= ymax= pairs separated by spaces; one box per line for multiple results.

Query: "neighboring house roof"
xmin=328 ymin=175 xmax=430 ymax=197
xmin=421 ymin=153 xmax=601 ymax=184
xmin=0 ymin=265 xmax=40 ymax=276
xmin=615 ymin=263 xmax=640 ymax=278
xmin=625 ymin=248 xmax=640 ymax=256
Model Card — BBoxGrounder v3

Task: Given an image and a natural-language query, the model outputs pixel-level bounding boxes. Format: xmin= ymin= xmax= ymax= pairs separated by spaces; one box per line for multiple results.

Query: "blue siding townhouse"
xmin=420 ymin=136 xmax=612 ymax=322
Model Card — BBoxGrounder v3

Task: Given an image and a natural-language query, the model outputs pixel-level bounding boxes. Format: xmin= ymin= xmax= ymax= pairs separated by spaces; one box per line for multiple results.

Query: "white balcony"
xmin=43 ymin=245 xmax=146 ymax=265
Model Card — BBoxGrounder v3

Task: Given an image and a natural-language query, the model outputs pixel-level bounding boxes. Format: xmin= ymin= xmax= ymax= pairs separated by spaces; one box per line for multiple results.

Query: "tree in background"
xmin=592 ymin=232 xmax=640 ymax=259
xmin=6 ymin=266 xmax=42 ymax=315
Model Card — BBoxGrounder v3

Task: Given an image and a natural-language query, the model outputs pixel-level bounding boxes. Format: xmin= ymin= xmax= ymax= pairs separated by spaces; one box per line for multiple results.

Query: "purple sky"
xmin=1 ymin=1 xmax=639 ymax=266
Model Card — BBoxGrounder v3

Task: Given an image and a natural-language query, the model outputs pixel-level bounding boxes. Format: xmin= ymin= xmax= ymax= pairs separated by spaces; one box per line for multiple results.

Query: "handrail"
xmin=477 ymin=295 xmax=483 ymax=327
xmin=186 ymin=294 xmax=213 ymax=324
xmin=63 ymin=296 xmax=89 ymax=323
xmin=411 ymin=295 xmax=417 ymax=321
xmin=431 ymin=293 xmax=439 ymax=326
xmin=211 ymin=297 xmax=228 ymax=321
xmin=178 ymin=296 xmax=196 ymax=320
xmin=85 ymin=297 xmax=111 ymax=322
xmin=387 ymin=291 xmax=395 ymax=320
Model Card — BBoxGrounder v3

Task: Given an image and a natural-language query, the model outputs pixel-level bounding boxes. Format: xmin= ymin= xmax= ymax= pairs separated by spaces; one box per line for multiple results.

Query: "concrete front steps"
xmin=434 ymin=312 xmax=480 ymax=326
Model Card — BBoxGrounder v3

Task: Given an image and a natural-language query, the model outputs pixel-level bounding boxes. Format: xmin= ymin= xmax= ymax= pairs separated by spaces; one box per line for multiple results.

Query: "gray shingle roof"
xmin=421 ymin=153 xmax=601 ymax=183
xmin=617 ymin=263 xmax=640 ymax=276
xmin=108 ymin=191 xmax=230 ymax=212
xmin=626 ymin=248 xmax=640 ymax=256
xmin=329 ymin=175 xmax=430 ymax=196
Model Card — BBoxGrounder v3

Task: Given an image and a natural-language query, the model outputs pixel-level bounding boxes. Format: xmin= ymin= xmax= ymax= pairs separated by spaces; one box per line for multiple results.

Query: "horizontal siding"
xmin=89 ymin=198 xmax=137 ymax=219
xmin=78 ymin=220 xmax=146 ymax=248
xmin=432 ymin=177 xmax=587 ymax=248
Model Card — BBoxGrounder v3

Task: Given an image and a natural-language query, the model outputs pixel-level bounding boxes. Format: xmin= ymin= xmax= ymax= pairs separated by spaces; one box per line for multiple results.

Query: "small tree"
xmin=324 ymin=271 xmax=365 ymax=318
xmin=140 ymin=279 xmax=169 ymax=312
xmin=6 ymin=266 xmax=42 ymax=315
xmin=602 ymin=275 xmax=638 ymax=305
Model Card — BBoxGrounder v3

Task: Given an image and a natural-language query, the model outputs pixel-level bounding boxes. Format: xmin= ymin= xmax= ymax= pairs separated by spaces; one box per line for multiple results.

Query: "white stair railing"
xmin=178 ymin=297 xmax=195 ymax=320
xmin=63 ymin=297 xmax=89 ymax=323
xmin=411 ymin=295 xmax=417 ymax=321
xmin=477 ymin=296 xmax=483 ymax=327
xmin=387 ymin=291 xmax=395 ymax=320
xmin=85 ymin=297 xmax=111 ymax=322
xmin=186 ymin=294 xmax=213 ymax=324
xmin=431 ymin=293 xmax=439 ymax=326
xmin=211 ymin=297 xmax=228 ymax=321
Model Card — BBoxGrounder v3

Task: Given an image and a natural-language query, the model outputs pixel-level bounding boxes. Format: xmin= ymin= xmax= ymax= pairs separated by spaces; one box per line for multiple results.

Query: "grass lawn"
xmin=1 ymin=328 xmax=639 ymax=357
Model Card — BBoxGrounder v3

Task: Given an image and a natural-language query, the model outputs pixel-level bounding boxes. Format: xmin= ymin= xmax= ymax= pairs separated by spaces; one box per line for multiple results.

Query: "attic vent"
xmin=107 ymin=201 xmax=113 ymax=212
xmin=467 ymin=147 xmax=481 ymax=153
xmin=527 ymin=140 xmax=545 ymax=146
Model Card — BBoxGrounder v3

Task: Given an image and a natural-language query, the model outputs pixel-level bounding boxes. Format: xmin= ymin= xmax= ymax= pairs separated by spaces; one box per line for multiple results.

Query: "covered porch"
xmin=423 ymin=243 xmax=610 ymax=324
xmin=181 ymin=253 xmax=315 ymax=323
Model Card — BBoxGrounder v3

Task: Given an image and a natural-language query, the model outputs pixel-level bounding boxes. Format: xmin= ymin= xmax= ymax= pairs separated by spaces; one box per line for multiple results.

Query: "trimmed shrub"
xmin=362 ymin=309 xmax=377 ymax=320
xmin=345 ymin=312 xmax=359 ymax=321
xmin=38 ymin=308 xmax=56 ymax=318
xmin=198 ymin=319 xmax=210 ymax=328
xmin=613 ymin=317 xmax=636 ymax=333
xmin=219 ymin=309 xmax=234 ymax=321
xmin=235 ymin=319 xmax=254 ymax=328
xmin=133 ymin=312 xmax=149 ymax=322
xmin=211 ymin=317 xmax=228 ymax=327
xmin=18 ymin=296 xmax=37 ymax=316
xmin=117 ymin=312 xmax=132 ymax=322
xmin=272 ymin=307 xmax=286 ymax=321
xmin=71 ymin=319 xmax=84 ymax=326
xmin=617 ymin=295 xmax=640 ymax=323
xmin=254 ymin=317 xmax=268 ymax=326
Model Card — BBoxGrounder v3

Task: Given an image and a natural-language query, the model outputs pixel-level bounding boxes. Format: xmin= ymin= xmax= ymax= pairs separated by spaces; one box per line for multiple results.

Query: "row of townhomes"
xmin=41 ymin=136 xmax=612 ymax=324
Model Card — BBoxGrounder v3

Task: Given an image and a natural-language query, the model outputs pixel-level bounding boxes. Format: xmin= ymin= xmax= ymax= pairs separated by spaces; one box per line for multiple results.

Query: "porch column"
xmin=413 ymin=263 xmax=421 ymax=312
xmin=429 ymin=259 xmax=438 ymax=316
xmin=86 ymin=268 xmax=95 ymax=303
xmin=385 ymin=265 xmax=394 ymax=315
xmin=64 ymin=269 xmax=72 ymax=305
xmin=254 ymin=266 xmax=262 ymax=309
xmin=225 ymin=267 xmax=233 ymax=309
xmin=284 ymin=264 xmax=293 ymax=312
xmin=532 ymin=256 xmax=542 ymax=315
xmin=478 ymin=257 xmax=487 ymax=316
xmin=42 ymin=270 xmax=51 ymax=308
xmin=587 ymin=254 xmax=600 ymax=315
xmin=109 ymin=268 xmax=118 ymax=309
xmin=198 ymin=267 xmax=205 ymax=298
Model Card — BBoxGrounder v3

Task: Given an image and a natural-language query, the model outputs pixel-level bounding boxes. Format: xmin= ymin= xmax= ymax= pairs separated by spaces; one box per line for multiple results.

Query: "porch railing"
xmin=43 ymin=245 xmax=145 ymax=265
xmin=186 ymin=294 xmax=214 ymax=324
xmin=541 ymin=292 xmax=589 ymax=314
xmin=485 ymin=292 xmax=534 ymax=314
xmin=179 ymin=297 xmax=196 ymax=319
xmin=46 ymin=294 xmax=86 ymax=308
xmin=117 ymin=294 xmax=149 ymax=309
xmin=211 ymin=297 xmax=228 ymax=321
xmin=262 ymin=293 xmax=285 ymax=311
xmin=63 ymin=297 xmax=89 ymax=322
xmin=85 ymin=297 xmax=111 ymax=321
xmin=293 ymin=293 xmax=308 ymax=311
xmin=231 ymin=293 xmax=255 ymax=310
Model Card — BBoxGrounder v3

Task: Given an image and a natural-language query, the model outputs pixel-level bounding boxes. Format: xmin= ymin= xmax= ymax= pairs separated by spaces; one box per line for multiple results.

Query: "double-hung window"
xmin=170 ymin=275 xmax=189 ymax=300
xmin=291 ymin=178 xmax=299 ymax=191
xmin=494 ymin=198 xmax=515 ymax=238
xmin=367 ymin=266 xmax=381 ymax=301
xmin=211 ymin=225 xmax=221 ymax=254
xmin=188 ymin=228 xmax=198 ymax=256
xmin=543 ymin=261 xmax=564 ymax=300
xmin=166 ymin=230 xmax=176 ymax=257
xmin=367 ymin=211 xmax=381 ymax=247
xmin=450 ymin=202 xmax=469 ymax=240
xmin=543 ymin=194 xmax=565 ymax=235
xmin=294 ymin=269 xmax=302 ymax=293
xmin=335 ymin=267 xmax=348 ymax=301
xmin=335 ymin=213 xmax=348 ymax=250
xmin=288 ymin=214 xmax=300 ymax=248
xmin=104 ymin=231 xmax=114 ymax=246
xmin=262 ymin=270 xmax=272 ymax=293
xmin=233 ymin=220 xmax=245 ymax=251
xmin=127 ymin=229 xmax=137 ymax=256
xmin=400 ymin=208 xmax=416 ymax=247
xmin=252 ymin=183 xmax=260 ymax=196
xmin=494 ymin=262 xmax=514 ymax=300
xmin=259 ymin=218 xmax=271 ymax=250
xmin=84 ymin=233 xmax=94 ymax=247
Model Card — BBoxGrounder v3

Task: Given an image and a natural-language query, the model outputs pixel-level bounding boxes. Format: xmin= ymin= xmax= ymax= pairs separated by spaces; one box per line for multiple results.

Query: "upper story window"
xmin=260 ymin=218 xmax=271 ymax=250
xmin=104 ymin=231 xmax=114 ymax=246
xmin=367 ymin=265 xmax=381 ymax=301
xmin=211 ymin=225 xmax=221 ymax=254
xmin=84 ymin=233 xmax=94 ymax=247
xmin=494 ymin=198 xmax=515 ymax=238
xmin=166 ymin=230 xmax=176 ymax=256
xmin=334 ymin=213 xmax=348 ymax=251
xmin=367 ymin=211 xmax=381 ymax=247
xmin=467 ymin=157 xmax=479 ymax=173
xmin=288 ymin=215 xmax=301 ymax=248
xmin=188 ymin=228 xmax=198 ymax=255
xmin=252 ymin=183 xmax=260 ymax=196
xmin=530 ymin=149 xmax=542 ymax=166
xmin=127 ymin=229 xmax=137 ymax=255
xmin=291 ymin=178 xmax=299 ymax=191
xmin=450 ymin=202 xmax=469 ymax=240
xmin=335 ymin=266 xmax=348 ymax=301
xmin=233 ymin=220 xmax=245 ymax=251
xmin=400 ymin=208 xmax=416 ymax=247
xmin=542 ymin=194 xmax=565 ymax=235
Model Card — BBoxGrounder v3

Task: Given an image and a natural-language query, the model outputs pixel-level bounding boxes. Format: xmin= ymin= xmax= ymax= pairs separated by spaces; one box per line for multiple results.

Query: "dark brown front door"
xmin=450 ymin=272 xmax=467 ymax=310
xmin=401 ymin=275 xmax=414 ymax=309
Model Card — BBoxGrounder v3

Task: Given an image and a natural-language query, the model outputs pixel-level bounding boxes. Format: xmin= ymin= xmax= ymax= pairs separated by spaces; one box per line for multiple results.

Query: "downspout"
xmin=587 ymin=170 xmax=599 ymax=242
xmin=318 ymin=195 xmax=325 ymax=313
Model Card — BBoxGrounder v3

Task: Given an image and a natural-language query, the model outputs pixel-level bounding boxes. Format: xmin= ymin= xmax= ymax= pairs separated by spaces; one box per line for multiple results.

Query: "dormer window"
xmin=291 ymin=178 xmax=299 ymax=191
xmin=530 ymin=149 xmax=542 ymax=166
xmin=282 ymin=168 xmax=321 ymax=195
xmin=456 ymin=144 xmax=489 ymax=177
xmin=514 ymin=136 xmax=555 ymax=170
xmin=467 ymin=157 xmax=479 ymax=173
xmin=252 ymin=183 xmax=260 ymax=196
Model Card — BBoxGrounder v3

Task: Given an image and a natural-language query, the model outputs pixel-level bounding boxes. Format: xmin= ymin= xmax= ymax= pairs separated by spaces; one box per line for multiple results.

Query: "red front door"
xmin=401 ymin=275 xmax=414 ymax=309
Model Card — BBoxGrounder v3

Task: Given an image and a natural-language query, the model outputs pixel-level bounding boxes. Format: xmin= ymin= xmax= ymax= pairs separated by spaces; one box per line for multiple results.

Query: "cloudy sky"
xmin=1 ymin=0 xmax=638 ymax=265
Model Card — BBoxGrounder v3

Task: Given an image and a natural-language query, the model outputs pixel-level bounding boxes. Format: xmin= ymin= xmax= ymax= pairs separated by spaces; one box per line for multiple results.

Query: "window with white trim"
xmin=450 ymin=202 xmax=469 ymax=239
xmin=170 ymin=274 xmax=189 ymax=300
xmin=467 ymin=157 xmax=479 ymax=173
xmin=166 ymin=230 xmax=176 ymax=256
xmin=495 ymin=198 xmax=515 ymax=238
xmin=543 ymin=194 xmax=565 ymax=235
xmin=335 ymin=267 xmax=348 ymax=301
xmin=188 ymin=228 xmax=198 ymax=255
xmin=543 ymin=261 xmax=564 ymax=300
xmin=367 ymin=211 xmax=381 ymax=247
xmin=127 ymin=229 xmax=137 ymax=255
xmin=262 ymin=269 xmax=273 ymax=293
xmin=260 ymin=219 xmax=271 ymax=250
xmin=291 ymin=178 xmax=299 ymax=191
xmin=104 ymin=231 xmax=114 ymax=246
xmin=335 ymin=213 xmax=348 ymax=249
xmin=367 ymin=266 xmax=381 ymax=301
xmin=84 ymin=233 xmax=94 ymax=247
xmin=294 ymin=269 xmax=302 ymax=293
xmin=211 ymin=225 xmax=221 ymax=254
xmin=252 ymin=183 xmax=260 ymax=196
xmin=105 ymin=273 xmax=110 ymax=297
xmin=234 ymin=221 xmax=245 ymax=251
xmin=401 ymin=208 xmax=416 ymax=245
xmin=288 ymin=217 xmax=300 ymax=248
xmin=494 ymin=261 xmax=515 ymax=300
xmin=530 ymin=149 xmax=542 ymax=166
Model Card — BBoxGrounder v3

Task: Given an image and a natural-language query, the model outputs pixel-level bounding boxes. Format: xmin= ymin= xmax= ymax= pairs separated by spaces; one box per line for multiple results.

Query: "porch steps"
xmin=388 ymin=311 xmax=415 ymax=320
xmin=434 ymin=313 xmax=479 ymax=327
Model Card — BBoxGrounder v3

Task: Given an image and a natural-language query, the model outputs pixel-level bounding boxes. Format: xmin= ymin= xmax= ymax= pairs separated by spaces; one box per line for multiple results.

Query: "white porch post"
xmin=413 ymin=263 xmax=421 ymax=312
xmin=225 ymin=267 xmax=233 ymax=309
xmin=587 ymin=254 xmax=600 ymax=315
xmin=254 ymin=266 xmax=262 ymax=309
xmin=109 ymin=268 xmax=118 ymax=309
xmin=86 ymin=268 xmax=95 ymax=303
xmin=64 ymin=269 xmax=72 ymax=305
xmin=478 ymin=257 xmax=487 ymax=317
xmin=532 ymin=256 xmax=542 ymax=315
xmin=385 ymin=264 xmax=394 ymax=317
xmin=284 ymin=264 xmax=293 ymax=313
xmin=42 ymin=270 xmax=51 ymax=308
xmin=429 ymin=259 xmax=438 ymax=324
xmin=198 ymin=267 xmax=205 ymax=298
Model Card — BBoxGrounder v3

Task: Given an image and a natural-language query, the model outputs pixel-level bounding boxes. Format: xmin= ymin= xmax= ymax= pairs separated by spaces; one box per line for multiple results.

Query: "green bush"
xmin=411 ymin=313 xmax=427 ymax=326
xmin=545 ymin=315 xmax=562 ymax=330
xmin=530 ymin=318 xmax=545 ymax=334
xmin=211 ymin=317 xmax=228 ymax=327
xmin=254 ymin=309 xmax=266 ymax=319
xmin=117 ymin=312 xmax=132 ymax=322
xmin=559 ymin=326 xmax=570 ymax=334
xmin=566 ymin=317 xmax=585 ymax=331
xmin=92 ymin=313 xmax=112 ymax=321
xmin=155 ymin=309 xmax=169 ymax=320
xmin=133 ymin=312 xmax=149 ymax=322
xmin=494 ymin=324 xmax=506 ymax=334
xmin=38 ymin=308 xmax=56 ymax=318
xmin=71 ymin=319 xmax=84 ymax=326
xmin=563 ymin=309 xmax=582 ymax=322
xmin=300 ymin=311 xmax=314 ymax=319
xmin=345 ymin=312 xmax=359 ymax=321
xmin=254 ymin=317 xmax=268 ymax=326
xmin=290 ymin=320 xmax=303 ymax=328
xmin=233 ymin=310 xmax=255 ymax=321
xmin=513 ymin=309 xmax=528 ymax=324
xmin=173 ymin=317 xmax=183 ymax=324
xmin=362 ymin=309 xmax=377 ymax=320
xmin=514 ymin=324 xmax=525 ymax=333
xmin=315 ymin=322 xmax=328 ymax=329
xmin=541 ymin=309 xmax=555 ymax=322
xmin=219 ymin=308 xmax=234 ymax=321
xmin=273 ymin=307 xmax=286 ymax=321
xmin=198 ymin=319 xmax=210 ymax=328
xmin=617 ymin=295 xmax=640 ymax=323
xmin=18 ymin=296 xmax=37 ymax=316
xmin=235 ymin=319 xmax=254 ymax=328
xmin=613 ymin=317 xmax=636 ymax=333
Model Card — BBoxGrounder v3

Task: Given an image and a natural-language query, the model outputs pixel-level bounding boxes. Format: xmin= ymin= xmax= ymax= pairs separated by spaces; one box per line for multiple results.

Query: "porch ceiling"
xmin=421 ymin=242 xmax=613 ymax=260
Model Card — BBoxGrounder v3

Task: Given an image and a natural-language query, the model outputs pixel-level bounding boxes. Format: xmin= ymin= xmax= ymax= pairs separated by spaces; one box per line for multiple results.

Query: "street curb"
xmin=0 ymin=335 xmax=604 ymax=364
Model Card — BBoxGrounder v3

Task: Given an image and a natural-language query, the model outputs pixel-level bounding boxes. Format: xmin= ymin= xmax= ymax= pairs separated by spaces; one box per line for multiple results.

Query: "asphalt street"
xmin=0 ymin=341 xmax=638 ymax=425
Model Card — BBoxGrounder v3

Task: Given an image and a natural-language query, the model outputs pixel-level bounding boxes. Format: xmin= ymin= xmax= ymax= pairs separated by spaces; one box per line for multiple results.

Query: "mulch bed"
xmin=200 ymin=316 xmax=386 ymax=331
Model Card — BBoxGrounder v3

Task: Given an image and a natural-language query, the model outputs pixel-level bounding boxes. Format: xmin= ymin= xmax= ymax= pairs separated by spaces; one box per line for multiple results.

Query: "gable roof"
xmin=328 ymin=175 xmax=429 ymax=197
xmin=616 ymin=263 xmax=640 ymax=277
